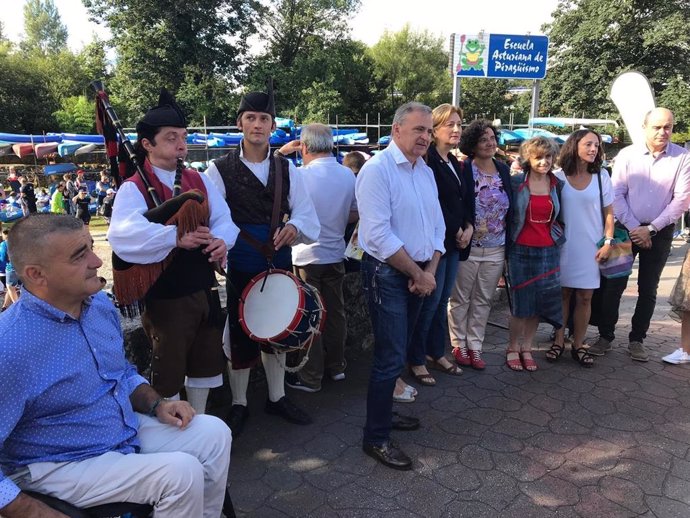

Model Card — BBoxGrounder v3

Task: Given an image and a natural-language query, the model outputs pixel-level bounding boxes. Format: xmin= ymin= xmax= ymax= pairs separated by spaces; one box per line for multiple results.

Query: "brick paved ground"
xmin=219 ymin=240 xmax=690 ymax=517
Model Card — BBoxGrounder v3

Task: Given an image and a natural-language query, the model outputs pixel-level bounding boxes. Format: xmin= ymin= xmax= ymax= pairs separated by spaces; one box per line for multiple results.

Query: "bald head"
xmin=643 ymin=107 xmax=674 ymax=153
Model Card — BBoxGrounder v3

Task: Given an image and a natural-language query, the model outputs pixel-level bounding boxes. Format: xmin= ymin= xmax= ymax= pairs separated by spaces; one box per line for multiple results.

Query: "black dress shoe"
xmin=362 ymin=440 xmax=412 ymax=470
xmin=265 ymin=396 xmax=313 ymax=425
xmin=226 ymin=405 xmax=249 ymax=438
xmin=391 ymin=412 xmax=420 ymax=431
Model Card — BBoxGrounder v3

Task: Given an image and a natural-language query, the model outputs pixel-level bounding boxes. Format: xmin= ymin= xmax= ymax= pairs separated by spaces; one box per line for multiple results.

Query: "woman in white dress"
xmin=548 ymin=130 xmax=615 ymax=366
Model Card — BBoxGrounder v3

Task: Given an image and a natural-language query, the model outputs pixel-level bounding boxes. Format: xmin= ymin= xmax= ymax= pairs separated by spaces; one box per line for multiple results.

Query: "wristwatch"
xmin=603 ymin=238 xmax=614 ymax=246
xmin=647 ymin=224 xmax=657 ymax=237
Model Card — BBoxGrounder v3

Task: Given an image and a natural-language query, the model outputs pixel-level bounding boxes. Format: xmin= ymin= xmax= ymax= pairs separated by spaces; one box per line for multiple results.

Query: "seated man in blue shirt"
xmin=0 ymin=214 xmax=231 ymax=518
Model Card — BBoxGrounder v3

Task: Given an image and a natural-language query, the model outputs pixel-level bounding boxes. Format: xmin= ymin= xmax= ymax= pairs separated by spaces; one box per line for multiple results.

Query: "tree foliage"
xmin=0 ymin=47 xmax=58 ymax=132
xmin=261 ymin=0 xmax=360 ymax=67
xmin=21 ymin=0 xmax=68 ymax=54
xmin=541 ymin=0 xmax=690 ymax=130
xmin=83 ymin=0 xmax=261 ymax=125
xmin=368 ymin=25 xmax=451 ymax=113
xmin=244 ymin=0 xmax=380 ymax=123
xmin=53 ymin=95 xmax=95 ymax=133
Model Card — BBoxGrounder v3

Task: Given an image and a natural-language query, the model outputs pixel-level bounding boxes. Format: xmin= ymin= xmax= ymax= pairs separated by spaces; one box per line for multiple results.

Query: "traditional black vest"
xmin=214 ymin=149 xmax=290 ymax=224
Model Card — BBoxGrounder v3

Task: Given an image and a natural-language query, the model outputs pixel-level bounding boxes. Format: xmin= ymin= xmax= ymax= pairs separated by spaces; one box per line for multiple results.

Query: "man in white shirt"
xmin=276 ymin=124 xmax=358 ymax=392
xmin=205 ymin=87 xmax=320 ymax=437
xmin=108 ymin=89 xmax=239 ymax=415
xmin=356 ymin=102 xmax=445 ymax=470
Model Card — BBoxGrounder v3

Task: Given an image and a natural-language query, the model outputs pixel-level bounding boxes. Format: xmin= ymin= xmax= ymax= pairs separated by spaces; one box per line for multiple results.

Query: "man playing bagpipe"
xmin=205 ymin=84 xmax=320 ymax=437
xmin=108 ymin=89 xmax=239 ymax=415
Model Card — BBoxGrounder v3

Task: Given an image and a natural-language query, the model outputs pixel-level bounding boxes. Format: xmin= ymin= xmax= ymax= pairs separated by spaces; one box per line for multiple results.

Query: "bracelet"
xmin=148 ymin=397 xmax=165 ymax=417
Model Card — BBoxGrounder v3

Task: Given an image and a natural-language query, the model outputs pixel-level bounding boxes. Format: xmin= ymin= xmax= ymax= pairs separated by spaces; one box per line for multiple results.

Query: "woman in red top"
xmin=506 ymin=137 xmax=565 ymax=371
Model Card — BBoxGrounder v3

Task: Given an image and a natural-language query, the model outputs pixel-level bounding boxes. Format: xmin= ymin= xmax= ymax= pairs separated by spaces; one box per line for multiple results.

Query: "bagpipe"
xmin=91 ymin=80 xmax=212 ymax=313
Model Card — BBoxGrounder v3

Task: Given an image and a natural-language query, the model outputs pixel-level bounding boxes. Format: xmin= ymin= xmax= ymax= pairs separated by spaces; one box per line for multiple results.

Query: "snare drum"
xmin=238 ymin=269 xmax=326 ymax=353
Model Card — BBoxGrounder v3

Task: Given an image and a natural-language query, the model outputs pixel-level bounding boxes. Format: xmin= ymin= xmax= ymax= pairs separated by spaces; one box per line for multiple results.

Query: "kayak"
xmin=58 ymin=140 xmax=84 ymax=156
xmin=12 ymin=143 xmax=34 ymax=157
xmin=74 ymin=143 xmax=98 ymax=155
xmin=35 ymin=142 xmax=58 ymax=158
xmin=0 ymin=133 xmax=61 ymax=143
xmin=56 ymin=133 xmax=105 ymax=144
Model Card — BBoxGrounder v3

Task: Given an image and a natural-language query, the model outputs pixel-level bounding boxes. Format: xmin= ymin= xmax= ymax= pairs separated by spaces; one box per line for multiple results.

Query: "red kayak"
xmin=12 ymin=143 xmax=34 ymax=157
xmin=35 ymin=142 xmax=58 ymax=158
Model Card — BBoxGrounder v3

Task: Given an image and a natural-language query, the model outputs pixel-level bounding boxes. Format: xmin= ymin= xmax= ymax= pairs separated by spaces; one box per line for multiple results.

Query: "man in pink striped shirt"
xmin=590 ymin=108 xmax=690 ymax=362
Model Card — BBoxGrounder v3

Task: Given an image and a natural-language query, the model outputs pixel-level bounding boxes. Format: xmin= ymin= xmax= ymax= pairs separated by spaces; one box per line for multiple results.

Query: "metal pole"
xmin=529 ymin=80 xmax=541 ymax=126
xmin=452 ymin=76 xmax=462 ymax=107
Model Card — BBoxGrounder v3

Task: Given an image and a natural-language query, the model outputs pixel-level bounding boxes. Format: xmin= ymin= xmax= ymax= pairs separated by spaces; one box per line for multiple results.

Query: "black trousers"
xmin=591 ymin=223 xmax=674 ymax=343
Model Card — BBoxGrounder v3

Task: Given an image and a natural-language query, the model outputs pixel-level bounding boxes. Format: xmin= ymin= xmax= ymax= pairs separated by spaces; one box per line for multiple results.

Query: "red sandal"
xmin=520 ymin=351 xmax=538 ymax=372
xmin=506 ymin=351 xmax=523 ymax=371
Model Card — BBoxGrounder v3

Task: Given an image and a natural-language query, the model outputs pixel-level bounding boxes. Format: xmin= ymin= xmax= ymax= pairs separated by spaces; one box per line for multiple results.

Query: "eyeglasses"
xmin=529 ymin=198 xmax=554 ymax=224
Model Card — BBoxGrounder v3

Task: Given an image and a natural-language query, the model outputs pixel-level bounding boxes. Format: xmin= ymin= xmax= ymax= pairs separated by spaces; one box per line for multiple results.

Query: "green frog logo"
xmin=462 ymin=39 xmax=485 ymax=71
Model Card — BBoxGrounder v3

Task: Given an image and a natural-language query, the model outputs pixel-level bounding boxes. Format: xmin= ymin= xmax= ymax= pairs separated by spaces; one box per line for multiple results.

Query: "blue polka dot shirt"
xmin=0 ymin=290 xmax=148 ymax=508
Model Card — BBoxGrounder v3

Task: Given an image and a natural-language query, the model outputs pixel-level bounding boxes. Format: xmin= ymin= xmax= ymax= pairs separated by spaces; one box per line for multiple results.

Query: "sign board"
xmin=450 ymin=33 xmax=549 ymax=80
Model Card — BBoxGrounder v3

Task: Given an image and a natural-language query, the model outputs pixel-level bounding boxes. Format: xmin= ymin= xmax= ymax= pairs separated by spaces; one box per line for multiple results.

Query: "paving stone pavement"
xmin=219 ymin=241 xmax=690 ymax=517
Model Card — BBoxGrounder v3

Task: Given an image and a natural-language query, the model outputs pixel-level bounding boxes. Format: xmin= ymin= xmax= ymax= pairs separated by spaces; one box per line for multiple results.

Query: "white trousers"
xmin=19 ymin=414 xmax=231 ymax=518
xmin=448 ymin=246 xmax=505 ymax=351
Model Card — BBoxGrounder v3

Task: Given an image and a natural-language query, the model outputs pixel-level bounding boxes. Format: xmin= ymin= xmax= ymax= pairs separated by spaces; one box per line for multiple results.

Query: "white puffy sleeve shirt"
xmin=107 ymin=166 xmax=239 ymax=264
xmin=355 ymin=140 xmax=445 ymax=263
xmin=204 ymin=144 xmax=320 ymax=245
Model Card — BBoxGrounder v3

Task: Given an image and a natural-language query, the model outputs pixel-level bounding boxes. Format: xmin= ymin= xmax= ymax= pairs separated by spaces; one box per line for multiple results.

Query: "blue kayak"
xmin=0 ymin=133 xmax=61 ymax=143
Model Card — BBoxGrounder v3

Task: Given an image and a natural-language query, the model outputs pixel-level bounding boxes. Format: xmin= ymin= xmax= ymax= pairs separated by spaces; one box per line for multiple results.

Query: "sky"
xmin=1 ymin=0 xmax=561 ymax=52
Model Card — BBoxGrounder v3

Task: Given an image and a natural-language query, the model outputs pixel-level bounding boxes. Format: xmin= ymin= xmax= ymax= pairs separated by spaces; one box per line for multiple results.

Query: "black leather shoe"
xmin=362 ymin=440 xmax=412 ymax=470
xmin=391 ymin=412 xmax=420 ymax=431
xmin=226 ymin=405 xmax=249 ymax=438
xmin=265 ymin=396 xmax=313 ymax=425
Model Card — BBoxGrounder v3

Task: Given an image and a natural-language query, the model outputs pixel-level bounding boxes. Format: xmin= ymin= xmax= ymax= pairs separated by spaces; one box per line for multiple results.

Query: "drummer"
xmin=205 ymin=84 xmax=320 ymax=437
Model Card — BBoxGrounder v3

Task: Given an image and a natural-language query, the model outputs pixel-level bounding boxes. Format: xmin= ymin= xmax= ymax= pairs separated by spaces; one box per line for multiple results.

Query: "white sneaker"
xmin=331 ymin=372 xmax=346 ymax=382
xmin=662 ymin=348 xmax=690 ymax=364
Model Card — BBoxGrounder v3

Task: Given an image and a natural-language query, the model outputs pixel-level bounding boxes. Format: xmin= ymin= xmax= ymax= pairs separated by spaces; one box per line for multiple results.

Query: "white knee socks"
xmin=262 ymin=352 xmax=286 ymax=403
xmin=185 ymin=387 xmax=209 ymax=414
xmin=227 ymin=361 xmax=250 ymax=406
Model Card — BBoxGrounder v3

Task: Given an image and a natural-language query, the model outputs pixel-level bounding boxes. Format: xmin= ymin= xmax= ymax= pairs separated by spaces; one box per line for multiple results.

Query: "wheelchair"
xmin=26 ymin=491 xmax=152 ymax=517
xmin=27 ymin=488 xmax=236 ymax=518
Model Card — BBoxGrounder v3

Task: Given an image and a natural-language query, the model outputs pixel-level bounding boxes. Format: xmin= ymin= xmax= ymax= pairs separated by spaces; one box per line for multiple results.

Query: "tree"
xmin=21 ymin=0 xmax=68 ymax=54
xmin=261 ymin=0 xmax=361 ymax=67
xmin=541 ymin=0 xmax=690 ymax=131
xmin=83 ymin=0 xmax=261 ymax=124
xmin=53 ymin=95 xmax=95 ymax=133
xmin=78 ymin=37 xmax=109 ymax=83
xmin=368 ymin=25 xmax=451 ymax=113
xmin=0 ymin=47 xmax=58 ymax=132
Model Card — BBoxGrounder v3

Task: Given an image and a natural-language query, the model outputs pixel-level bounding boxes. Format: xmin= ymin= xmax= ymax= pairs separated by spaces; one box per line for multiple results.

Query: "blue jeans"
xmin=409 ymin=249 xmax=460 ymax=364
xmin=361 ymin=255 xmax=424 ymax=446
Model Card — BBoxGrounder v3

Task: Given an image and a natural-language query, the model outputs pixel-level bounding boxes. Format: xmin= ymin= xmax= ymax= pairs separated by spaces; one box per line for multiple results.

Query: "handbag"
xmin=596 ymin=172 xmax=634 ymax=278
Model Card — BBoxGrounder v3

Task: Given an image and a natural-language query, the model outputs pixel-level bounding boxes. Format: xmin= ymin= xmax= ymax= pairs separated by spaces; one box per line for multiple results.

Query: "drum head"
xmin=242 ymin=272 xmax=302 ymax=340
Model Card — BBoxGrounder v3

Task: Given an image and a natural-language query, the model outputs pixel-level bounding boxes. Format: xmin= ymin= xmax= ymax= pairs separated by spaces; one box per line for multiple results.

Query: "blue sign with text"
xmin=453 ymin=33 xmax=549 ymax=80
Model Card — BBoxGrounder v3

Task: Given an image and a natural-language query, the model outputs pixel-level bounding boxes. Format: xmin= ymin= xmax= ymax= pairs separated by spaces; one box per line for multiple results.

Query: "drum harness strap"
xmin=238 ymin=152 xmax=285 ymax=285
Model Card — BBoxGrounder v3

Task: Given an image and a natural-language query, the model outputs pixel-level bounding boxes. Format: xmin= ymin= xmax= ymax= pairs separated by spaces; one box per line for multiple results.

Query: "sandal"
xmin=520 ymin=351 xmax=538 ymax=371
xmin=545 ymin=342 xmax=565 ymax=362
xmin=409 ymin=366 xmax=437 ymax=386
xmin=427 ymin=359 xmax=463 ymax=376
xmin=571 ymin=346 xmax=594 ymax=367
xmin=393 ymin=389 xmax=415 ymax=403
xmin=506 ymin=351 xmax=523 ymax=371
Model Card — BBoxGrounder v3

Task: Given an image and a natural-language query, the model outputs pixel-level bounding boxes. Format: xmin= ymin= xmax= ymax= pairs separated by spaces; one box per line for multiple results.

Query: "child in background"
xmin=102 ymin=188 xmax=116 ymax=225
xmin=0 ymin=228 xmax=18 ymax=310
